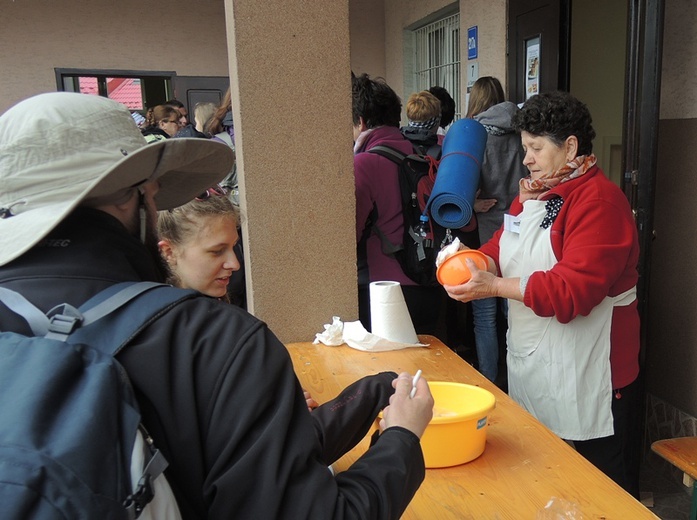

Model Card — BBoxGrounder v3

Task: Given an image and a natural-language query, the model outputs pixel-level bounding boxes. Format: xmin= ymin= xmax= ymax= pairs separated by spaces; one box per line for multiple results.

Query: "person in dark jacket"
xmin=428 ymin=85 xmax=456 ymax=134
xmin=0 ymin=92 xmax=434 ymax=519
xmin=400 ymin=90 xmax=441 ymax=155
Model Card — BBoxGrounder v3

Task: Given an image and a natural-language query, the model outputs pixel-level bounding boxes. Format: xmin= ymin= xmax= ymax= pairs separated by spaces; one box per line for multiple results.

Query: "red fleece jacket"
xmin=480 ymin=166 xmax=640 ymax=388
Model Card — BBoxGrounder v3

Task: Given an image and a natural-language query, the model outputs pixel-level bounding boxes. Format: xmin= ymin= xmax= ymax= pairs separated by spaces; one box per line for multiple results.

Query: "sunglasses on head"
xmin=196 ymin=185 xmax=228 ymax=201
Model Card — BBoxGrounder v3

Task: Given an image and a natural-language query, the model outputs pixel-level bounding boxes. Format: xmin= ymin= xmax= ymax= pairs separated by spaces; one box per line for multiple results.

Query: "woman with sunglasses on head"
xmin=157 ymin=186 xmax=241 ymax=302
xmin=157 ymin=187 xmax=320 ymax=410
xmin=141 ymin=104 xmax=183 ymax=143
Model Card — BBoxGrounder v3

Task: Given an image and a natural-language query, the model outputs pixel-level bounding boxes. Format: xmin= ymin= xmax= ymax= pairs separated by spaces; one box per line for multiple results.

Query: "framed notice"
xmin=525 ymin=36 xmax=540 ymax=99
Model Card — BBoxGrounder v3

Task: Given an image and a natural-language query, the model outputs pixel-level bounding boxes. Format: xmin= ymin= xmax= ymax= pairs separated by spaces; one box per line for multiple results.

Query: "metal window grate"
xmin=413 ymin=13 xmax=461 ymax=123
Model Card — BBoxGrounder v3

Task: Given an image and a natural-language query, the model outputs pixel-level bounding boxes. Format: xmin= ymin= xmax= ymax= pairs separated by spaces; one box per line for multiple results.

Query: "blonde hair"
xmin=406 ymin=91 xmax=441 ymax=122
xmin=465 ymin=77 xmax=505 ymax=118
xmin=204 ymin=87 xmax=232 ymax=136
xmin=194 ymin=102 xmax=217 ymax=134
xmin=158 ymin=194 xmax=239 ymax=248
xmin=157 ymin=194 xmax=240 ymax=291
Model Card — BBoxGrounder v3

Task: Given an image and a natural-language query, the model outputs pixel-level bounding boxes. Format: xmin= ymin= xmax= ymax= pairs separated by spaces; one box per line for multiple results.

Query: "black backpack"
xmin=367 ymin=145 xmax=479 ymax=286
xmin=0 ymin=281 xmax=195 ymax=519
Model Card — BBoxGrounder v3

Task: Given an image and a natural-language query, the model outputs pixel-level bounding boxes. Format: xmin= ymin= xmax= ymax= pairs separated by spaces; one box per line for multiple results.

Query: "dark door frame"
xmin=621 ymin=0 xmax=665 ymax=364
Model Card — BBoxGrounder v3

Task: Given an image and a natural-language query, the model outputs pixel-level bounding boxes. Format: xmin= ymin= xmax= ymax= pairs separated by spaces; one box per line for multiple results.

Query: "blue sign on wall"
xmin=467 ymin=26 xmax=478 ymax=60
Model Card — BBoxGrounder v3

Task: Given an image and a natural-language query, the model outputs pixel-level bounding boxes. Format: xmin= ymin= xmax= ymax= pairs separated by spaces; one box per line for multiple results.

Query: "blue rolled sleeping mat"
xmin=427 ymin=118 xmax=488 ymax=229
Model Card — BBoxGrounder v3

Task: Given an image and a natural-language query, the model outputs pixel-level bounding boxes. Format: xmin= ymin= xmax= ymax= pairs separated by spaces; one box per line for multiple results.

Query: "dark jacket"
xmin=174 ymin=123 xmax=208 ymax=139
xmin=0 ymin=208 xmax=425 ymax=519
xmin=400 ymin=126 xmax=440 ymax=157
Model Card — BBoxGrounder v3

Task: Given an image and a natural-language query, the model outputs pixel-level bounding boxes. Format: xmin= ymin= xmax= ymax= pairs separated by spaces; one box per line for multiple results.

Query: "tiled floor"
xmin=640 ymin=459 xmax=692 ymax=519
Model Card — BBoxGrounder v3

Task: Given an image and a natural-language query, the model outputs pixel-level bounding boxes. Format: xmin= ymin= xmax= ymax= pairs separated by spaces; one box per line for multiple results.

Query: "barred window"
xmin=412 ymin=13 xmax=461 ymax=125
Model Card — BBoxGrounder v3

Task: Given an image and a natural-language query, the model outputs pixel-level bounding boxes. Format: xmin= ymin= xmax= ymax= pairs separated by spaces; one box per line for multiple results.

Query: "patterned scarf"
xmin=519 ymin=154 xmax=597 ymax=202
xmin=407 ymin=116 xmax=441 ymax=131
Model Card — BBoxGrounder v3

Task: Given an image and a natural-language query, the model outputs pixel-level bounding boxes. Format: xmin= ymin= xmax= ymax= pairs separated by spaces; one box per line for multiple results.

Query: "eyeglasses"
xmin=196 ymin=185 xmax=228 ymax=201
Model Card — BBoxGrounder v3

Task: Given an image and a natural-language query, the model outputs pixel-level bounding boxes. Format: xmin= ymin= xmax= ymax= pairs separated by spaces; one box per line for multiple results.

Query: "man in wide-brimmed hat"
xmin=0 ymin=93 xmax=433 ymax=519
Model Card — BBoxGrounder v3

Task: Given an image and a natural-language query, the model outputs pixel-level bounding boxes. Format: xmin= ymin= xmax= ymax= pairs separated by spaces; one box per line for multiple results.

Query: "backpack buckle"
xmin=46 ymin=304 xmax=84 ymax=334
xmin=124 ymin=474 xmax=154 ymax=517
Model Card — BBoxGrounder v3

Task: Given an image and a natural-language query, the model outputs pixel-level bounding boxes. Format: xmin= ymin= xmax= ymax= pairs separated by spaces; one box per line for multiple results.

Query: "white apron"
xmin=500 ymin=199 xmax=636 ymax=440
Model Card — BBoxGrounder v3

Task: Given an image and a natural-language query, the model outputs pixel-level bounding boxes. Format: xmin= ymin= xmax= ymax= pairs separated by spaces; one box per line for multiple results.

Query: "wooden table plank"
xmin=287 ymin=336 xmax=658 ymax=519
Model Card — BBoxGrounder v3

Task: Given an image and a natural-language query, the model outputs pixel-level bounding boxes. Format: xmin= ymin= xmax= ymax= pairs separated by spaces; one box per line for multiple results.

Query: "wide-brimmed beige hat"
xmin=0 ymin=92 xmax=235 ymax=266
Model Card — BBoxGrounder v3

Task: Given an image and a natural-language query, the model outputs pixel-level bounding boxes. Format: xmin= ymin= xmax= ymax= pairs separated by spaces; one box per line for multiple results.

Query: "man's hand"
xmin=380 ymin=372 xmax=433 ymax=438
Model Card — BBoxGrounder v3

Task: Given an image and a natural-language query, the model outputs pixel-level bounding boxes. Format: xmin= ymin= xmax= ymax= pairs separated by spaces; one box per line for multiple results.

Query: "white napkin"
xmin=314 ymin=317 xmax=427 ymax=351
xmin=435 ymin=237 xmax=463 ymax=268
xmin=313 ymin=316 xmax=344 ymax=346
xmin=343 ymin=320 xmax=426 ymax=351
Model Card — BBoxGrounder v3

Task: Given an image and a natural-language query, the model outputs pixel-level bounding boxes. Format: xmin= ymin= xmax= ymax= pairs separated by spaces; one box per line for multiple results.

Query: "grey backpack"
xmin=0 ymin=282 xmax=195 ymax=519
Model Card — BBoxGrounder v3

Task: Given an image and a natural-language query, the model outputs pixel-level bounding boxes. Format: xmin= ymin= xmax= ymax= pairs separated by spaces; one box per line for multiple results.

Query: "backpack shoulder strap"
xmin=66 ymin=282 xmax=198 ymax=356
xmin=0 ymin=282 xmax=197 ymax=357
xmin=0 ymin=287 xmax=50 ymax=336
xmin=367 ymin=145 xmax=407 ymax=165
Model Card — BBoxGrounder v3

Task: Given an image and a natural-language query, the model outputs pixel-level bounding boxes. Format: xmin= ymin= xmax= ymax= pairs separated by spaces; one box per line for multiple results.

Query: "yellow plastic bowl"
xmin=421 ymin=382 xmax=496 ymax=468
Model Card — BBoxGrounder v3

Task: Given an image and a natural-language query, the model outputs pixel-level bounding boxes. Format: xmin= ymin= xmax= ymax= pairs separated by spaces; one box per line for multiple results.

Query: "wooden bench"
xmin=651 ymin=437 xmax=697 ymax=520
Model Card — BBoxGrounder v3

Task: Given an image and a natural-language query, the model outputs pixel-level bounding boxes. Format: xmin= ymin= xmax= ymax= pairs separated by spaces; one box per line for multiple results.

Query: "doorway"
xmin=507 ymin=0 xmax=570 ymax=103
xmin=506 ymin=0 xmax=663 ymax=326
xmin=172 ymin=76 xmax=230 ymax=118
xmin=507 ymin=0 xmax=625 ymax=185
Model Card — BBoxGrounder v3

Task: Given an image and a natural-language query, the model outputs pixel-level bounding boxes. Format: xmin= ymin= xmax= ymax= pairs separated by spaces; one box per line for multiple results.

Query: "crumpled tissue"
xmin=435 ymin=237 xmax=464 ymax=268
xmin=313 ymin=316 xmax=345 ymax=346
xmin=314 ymin=316 xmax=427 ymax=352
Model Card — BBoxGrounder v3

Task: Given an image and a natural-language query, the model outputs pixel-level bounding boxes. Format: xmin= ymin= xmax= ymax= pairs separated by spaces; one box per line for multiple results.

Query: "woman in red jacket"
xmin=443 ymin=91 xmax=641 ymax=498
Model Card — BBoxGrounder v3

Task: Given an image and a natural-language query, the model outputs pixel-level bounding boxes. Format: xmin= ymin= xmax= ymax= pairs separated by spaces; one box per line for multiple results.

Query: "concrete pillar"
xmin=224 ymin=0 xmax=357 ymax=342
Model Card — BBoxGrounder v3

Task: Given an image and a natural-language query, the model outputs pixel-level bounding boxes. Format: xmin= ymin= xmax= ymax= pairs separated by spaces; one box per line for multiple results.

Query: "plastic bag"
xmin=536 ymin=497 xmax=585 ymax=519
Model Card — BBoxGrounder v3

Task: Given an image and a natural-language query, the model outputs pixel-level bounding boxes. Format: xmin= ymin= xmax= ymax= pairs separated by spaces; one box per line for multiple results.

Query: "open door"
xmin=507 ymin=0 xmax=570 ymax=103
xmin=507 ymin=0 xmax=664 ymax=356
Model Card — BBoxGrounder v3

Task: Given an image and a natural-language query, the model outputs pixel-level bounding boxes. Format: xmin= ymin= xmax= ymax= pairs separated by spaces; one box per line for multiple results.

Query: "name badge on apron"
xmin=504 ymin=214 xmax=522 ymax=234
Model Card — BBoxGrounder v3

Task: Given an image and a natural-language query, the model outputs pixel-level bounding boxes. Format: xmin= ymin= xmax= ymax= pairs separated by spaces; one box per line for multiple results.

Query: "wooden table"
xmin=287 ymin=336 xmax=657 ymax=519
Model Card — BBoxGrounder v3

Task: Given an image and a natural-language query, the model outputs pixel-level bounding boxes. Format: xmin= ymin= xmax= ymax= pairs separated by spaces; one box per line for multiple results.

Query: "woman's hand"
xmin=474 ymin=197 xmax=497 ymax=213
xmin=444 ymin=258 xmax=499 ymax=303
xmin=444 ymin=259 xmax=525 ymax=303
xmin=380 ymin=372 xmax=434 ymax=439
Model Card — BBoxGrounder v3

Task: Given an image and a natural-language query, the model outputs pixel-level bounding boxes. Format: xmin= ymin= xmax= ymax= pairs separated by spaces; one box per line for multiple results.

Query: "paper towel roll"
xmin=369 ymin=281 xmax=419 ymax=344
